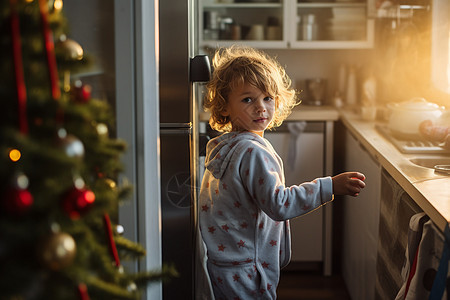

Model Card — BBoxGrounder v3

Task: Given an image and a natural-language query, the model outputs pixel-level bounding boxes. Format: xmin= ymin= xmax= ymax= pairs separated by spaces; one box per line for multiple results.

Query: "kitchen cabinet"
xmin=340 ymin=128 xmax=381 ymax=300
xmin=198 ymin=0 xmax=374 ymax=49
xmin=265 ymin=120 xmax=334 ymax=275
xmin=338 ymin=111 xmax=450 ymax=300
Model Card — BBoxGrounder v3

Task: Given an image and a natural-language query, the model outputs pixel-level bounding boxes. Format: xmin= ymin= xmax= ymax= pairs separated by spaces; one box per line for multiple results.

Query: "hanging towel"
xmin=429 ymin=224 xmax=450 ymax=300
xmin=395 ymin=213 xmax=430 ymax=300
xmin=375 ymin=170 xmax=413 ymax=300
xmin=286 ymin=121 xmax=307 ymax=171
xmin=395 ymin=213 xmax=449 ymax=300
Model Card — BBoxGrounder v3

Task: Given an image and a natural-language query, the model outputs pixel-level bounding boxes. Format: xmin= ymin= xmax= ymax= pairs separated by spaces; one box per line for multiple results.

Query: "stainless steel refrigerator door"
xmin=160 ymin=123 xmax=194 ymax=300
xmin=159 ymin=0 xmax=195 ymax=295
xmin=160 ymin=0 xmax=211 ymax=298
xmin=159 ymin=0 xmax=192 ymax=124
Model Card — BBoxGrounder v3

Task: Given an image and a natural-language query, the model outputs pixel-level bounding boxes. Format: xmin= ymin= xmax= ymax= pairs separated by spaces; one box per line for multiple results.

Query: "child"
xmin=199 ymin=46 xmax=365 ymax=300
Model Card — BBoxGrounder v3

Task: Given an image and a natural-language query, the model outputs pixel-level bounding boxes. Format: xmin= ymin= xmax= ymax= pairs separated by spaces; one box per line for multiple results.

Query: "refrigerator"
xmin=159 ymin=0 xmax=211 ymax=299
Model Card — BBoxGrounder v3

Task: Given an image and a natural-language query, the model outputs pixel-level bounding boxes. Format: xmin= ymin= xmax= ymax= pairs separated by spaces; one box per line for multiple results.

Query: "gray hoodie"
xmin=199 ymin=131 xmax=333 ymax=299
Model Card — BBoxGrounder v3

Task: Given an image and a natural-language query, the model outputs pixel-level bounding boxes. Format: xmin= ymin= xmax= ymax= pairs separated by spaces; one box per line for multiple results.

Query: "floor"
xmin=277 ymin=270 xmax=351 ymax=300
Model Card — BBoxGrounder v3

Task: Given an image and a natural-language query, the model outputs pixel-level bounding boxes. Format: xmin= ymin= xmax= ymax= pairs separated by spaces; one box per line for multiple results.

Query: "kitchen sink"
xmin=409 ymin=157 xmax=450 ymax=169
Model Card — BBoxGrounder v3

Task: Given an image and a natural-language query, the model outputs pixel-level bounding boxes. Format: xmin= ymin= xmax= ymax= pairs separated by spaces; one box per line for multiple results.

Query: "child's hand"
xmin=332 ymin=172 xmax=366 ymax=197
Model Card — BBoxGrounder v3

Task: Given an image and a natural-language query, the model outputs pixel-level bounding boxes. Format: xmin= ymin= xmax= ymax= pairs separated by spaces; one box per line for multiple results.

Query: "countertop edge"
xmin=339 ymin=111 xmax=450 ymax=232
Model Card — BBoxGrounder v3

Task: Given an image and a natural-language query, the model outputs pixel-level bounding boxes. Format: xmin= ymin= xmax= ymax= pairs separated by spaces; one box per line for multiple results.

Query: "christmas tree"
xmin=0 ymin=0 xmax=176 ymax=299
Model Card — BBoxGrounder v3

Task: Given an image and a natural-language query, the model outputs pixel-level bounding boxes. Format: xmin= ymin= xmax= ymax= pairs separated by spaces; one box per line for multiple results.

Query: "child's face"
xmin=221 ymin=82 xmax=275 ymax=137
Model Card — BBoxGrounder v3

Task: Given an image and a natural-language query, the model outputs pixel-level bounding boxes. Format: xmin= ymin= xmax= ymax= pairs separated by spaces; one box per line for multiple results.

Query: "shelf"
xmin=290 ymin=40 xmax=372 ymax=49
xmin=203 ymin=1 xmax=366 ymax=7
xmin=296 ymin=2 xmax=367 ymax=8
xmin=203 ymin=3 xmax=282 ymax=8
xmin=200 ymin=40 xmax=288 ymax=49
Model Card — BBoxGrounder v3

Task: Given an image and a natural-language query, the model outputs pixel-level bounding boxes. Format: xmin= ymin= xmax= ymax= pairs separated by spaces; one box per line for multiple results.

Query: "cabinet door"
xmin=199 ymin=0 xmax=288 ymax=49
xmin=198 ymin=0 xmax=374 ymax=50
xmin=289 ymin=1 xmax=374 ymax=49
xmin=341 ymin=130 xmax=380 ymax=300
xmin=265 ymin=122 xmax=324 ymax=262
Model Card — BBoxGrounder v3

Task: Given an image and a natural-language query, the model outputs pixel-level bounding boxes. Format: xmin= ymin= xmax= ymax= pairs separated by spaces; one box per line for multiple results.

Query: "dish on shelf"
xmin=327 ymin=28 xmax=365 ymax=40
xmin=332 ymin=7 xmax=366 ymax=18
xmin=234 ymin=0 xmax=280 ymax=3
xmin=298 ymin=0 xmax=337 ymax=2
xmin=334 ymin=0 xmax=364 ymax=3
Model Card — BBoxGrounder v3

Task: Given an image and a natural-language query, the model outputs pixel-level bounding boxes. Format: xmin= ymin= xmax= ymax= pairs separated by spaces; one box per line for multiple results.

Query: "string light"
xmin=85 ymin=191 xmax=95 ymax=204
xmin=54 ymin=0 xmax=63 ymax=11
xmin=9 ymin=149 xmax=21 ymax=162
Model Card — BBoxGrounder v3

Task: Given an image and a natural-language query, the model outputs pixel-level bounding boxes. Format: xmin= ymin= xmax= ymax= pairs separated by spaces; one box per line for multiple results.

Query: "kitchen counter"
xmin=286 ymin=105 xmax=340 ymax=121
xmin=339 ymin=110 xmax=450 ymax=232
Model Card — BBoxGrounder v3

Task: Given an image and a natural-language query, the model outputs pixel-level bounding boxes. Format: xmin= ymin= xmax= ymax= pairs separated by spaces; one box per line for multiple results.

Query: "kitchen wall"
xmin=266 ymin=13 xmax=450 ymax=109
xmin=264 ymin=48 xmax=374 ymax=106
xmin=64 ymin=0 xmax=116 ymax=110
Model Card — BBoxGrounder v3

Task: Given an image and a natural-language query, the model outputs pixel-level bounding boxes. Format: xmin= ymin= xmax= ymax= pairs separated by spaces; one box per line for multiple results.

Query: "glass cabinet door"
xmin=290 ymin=1 xmax=374 ymax=48
xmin=199 ymin=0 xmax=288 ymax=49
xmin=198 ymin=0 xmax=374 ymax=49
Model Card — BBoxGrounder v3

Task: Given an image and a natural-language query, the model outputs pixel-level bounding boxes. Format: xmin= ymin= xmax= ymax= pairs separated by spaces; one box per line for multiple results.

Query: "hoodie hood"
xmin=205 ymin=131 xmax=266 ymax=179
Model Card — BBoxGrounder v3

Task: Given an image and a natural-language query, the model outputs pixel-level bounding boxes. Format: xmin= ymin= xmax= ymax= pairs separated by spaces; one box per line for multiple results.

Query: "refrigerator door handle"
xmin=190 ymin=55 xmax=211 ymax=82
xmin=160 ymin=122 xmax=192 ymax=135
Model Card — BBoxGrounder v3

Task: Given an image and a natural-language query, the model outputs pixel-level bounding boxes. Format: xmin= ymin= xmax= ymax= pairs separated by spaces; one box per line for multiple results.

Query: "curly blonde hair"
xmin=204 ymin=46 xmax=298 ymax=132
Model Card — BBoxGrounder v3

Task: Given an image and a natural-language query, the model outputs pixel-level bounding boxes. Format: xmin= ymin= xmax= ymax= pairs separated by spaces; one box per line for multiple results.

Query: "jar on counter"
xmin=346 ymin=67 xmax=357 ymax=106
xmin=333 ymin=91 xmax=344 ymax=108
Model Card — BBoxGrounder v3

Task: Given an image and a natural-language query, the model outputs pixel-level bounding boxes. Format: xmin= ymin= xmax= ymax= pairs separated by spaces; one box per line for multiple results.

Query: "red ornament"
xmin=62 ymin=186 xmax=95 ymax=220
xmin=71 ymin=80 xmax=91 ymax=103
xmin=3 ymin=186 xmax=33 ymax=215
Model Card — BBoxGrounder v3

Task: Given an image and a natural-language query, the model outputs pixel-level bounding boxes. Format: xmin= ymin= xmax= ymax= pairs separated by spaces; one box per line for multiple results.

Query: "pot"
xmin=387 ymin=97 xmax=444 ymax=138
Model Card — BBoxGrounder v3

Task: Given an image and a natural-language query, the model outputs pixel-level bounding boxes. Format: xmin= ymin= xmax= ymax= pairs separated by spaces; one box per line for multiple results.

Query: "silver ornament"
xmin=115 ymin=225 xmax=124 ymax=235
xmin=127 ymin=282 xmax=137 ymax=292
xmin=59 ymin=134 xmax=85 ymax=158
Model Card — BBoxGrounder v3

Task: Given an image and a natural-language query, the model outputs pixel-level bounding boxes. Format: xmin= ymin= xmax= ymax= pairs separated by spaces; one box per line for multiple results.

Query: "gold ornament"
xmin=103 ymin=178 xmax=117 ymax=190
xmin=38 ymin=232 xmax=77 ymax=271
xmin=57 ymin=36 xmax=83 ymax=61
xmin=96 ymin=123 xmax=109 ymax=138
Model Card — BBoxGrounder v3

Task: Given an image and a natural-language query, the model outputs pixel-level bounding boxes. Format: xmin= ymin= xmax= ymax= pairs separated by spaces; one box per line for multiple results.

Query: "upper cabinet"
xmin=199 ymin=0 xmax=374 ymax=49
